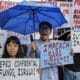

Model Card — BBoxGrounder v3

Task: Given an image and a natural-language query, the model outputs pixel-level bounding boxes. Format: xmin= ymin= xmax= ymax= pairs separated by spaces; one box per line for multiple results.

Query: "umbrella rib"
xmin=5 ymin=15 xmax=31 ymax=29
xmin=4 ymin=11 xmax=30 ymax=26
xmin=11 ymin=10 xmax=29 ymax=20
xmin=24 ymin=15 xmax=32 ymax=34
xmin=24 ymin=15 xmax=32 ymax=24
xmin=18 ymin=7 xmax=55 ymax=12
xmin=16 ymin=5 xmax=58 ymax=12
xmin=35 ymin=13 xmax=40 ymax=23
xmin=38 ymin=11 xmax=61 ymax=25
xmin=35 ymin=7 xmax=59 ymax=12
xmin=37 ymin=9 xmax=55 ymax=12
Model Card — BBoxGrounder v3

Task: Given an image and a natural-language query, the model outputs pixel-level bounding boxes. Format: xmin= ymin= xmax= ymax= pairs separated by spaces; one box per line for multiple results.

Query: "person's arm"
xmin=30 ymin=42 xmax=39 ymax=58
xmin=26 ymin=42 xmax=38 ymax=58
xmin=26 ymin=44 xmax=32 ymax=58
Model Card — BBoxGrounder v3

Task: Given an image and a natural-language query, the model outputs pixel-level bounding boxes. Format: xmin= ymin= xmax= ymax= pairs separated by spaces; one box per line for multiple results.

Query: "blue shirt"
xmin=26 ymin=39 xmax=58 ymax=80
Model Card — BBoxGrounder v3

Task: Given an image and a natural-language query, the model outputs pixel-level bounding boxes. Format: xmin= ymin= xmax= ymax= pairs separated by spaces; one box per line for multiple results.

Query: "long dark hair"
xmin=2 ymin=36 xmax=24 ymax=58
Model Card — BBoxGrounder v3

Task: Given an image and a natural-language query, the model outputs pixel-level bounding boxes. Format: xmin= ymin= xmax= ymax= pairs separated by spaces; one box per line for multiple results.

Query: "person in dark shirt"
xmin=58 ymin=30 xmax=80 ymax=80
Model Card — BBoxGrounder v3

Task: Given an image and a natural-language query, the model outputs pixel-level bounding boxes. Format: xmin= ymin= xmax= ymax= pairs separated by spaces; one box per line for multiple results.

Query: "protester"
xmin=26 ymin=22 xmax=58 ymax=80
xmin=63 ymin=31 xmax=80 ymax=80
xmin=58 ymin=30 xmax=80 ymax=80
xmin=58 ymin=30 xmax=71 ymax=80
xmin=2 ymin=36 xmax=24 ymax=58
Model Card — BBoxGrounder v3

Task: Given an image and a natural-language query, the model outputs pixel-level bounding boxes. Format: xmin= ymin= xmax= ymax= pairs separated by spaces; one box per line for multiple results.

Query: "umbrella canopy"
xmin=0 ymin=2 xmax=67 ymax=35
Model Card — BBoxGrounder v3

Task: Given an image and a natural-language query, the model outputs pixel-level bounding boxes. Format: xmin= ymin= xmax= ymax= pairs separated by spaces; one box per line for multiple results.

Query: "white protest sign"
xmin=41 ymin=41 xmax=73 ymax=68
xmin=0 ymin=59 xmax=40 ymax=80
xmin=71 ymin=30 xmax=80 ymax=53
xmin=71 ymin=0 xmax=80 ymax=53
xmin=0 ymin=30 xmax=7 ymax=57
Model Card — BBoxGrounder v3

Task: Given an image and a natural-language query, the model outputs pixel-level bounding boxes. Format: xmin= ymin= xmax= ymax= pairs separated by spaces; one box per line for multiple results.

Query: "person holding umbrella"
xmin=26 ymin=21 xmax=58 ymax=80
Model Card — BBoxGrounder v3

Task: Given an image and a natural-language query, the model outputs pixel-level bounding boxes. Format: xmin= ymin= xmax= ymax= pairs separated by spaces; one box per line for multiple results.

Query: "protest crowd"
xmin=0 ymin=0 xmax=80 ymax=80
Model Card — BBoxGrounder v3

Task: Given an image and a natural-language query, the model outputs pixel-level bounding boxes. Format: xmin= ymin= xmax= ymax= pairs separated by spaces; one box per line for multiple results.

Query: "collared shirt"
xmin=26 ymin=39 xmax=58 ymax=80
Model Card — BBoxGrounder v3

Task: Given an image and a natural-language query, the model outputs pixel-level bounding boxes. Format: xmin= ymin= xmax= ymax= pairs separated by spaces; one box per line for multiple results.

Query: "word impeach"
xmin=41 ymin=41 xmax=73 ymax=68
xmin=0 ymin=59 xmax=39 ymax=80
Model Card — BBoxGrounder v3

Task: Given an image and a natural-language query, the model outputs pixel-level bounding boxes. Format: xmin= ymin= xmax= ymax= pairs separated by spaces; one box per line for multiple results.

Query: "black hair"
xmin=2 ymin=36 xmax=24 ymax=58
xmin=39 ymin=21 xmax=52 ymax=30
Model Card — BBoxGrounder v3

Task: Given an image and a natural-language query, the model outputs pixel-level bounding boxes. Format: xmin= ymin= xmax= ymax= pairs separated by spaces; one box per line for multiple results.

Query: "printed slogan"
xmin=0 ymin=59 xmax=39 ymax=80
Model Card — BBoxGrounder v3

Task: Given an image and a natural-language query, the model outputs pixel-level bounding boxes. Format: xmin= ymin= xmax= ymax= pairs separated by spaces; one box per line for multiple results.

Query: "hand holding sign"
xmin=40 ymin=41 xmax=73 ymax=68
xmin=70 ymin=48 xmax=75 ymax=56
xmin=36 ymin=68 xmax=42 ymax=74
xmin=30 ymin=42 xmax=38 ymax=58
xmin=32 ymin=42 xmax=38 ymax=52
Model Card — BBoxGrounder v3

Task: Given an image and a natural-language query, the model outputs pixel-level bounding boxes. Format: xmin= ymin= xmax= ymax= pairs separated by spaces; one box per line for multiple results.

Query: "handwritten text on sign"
xmin=0 ymin=59 xmax=39 ymax=80
xmin=71 ymin=30 xmax=80 ymax=53
xmin=41 ymin=41 xmax=73 ymax=68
